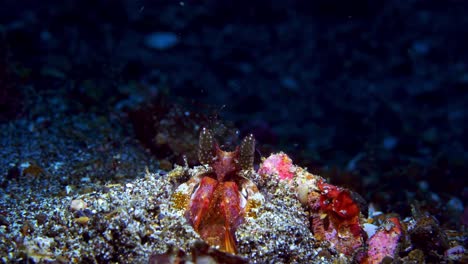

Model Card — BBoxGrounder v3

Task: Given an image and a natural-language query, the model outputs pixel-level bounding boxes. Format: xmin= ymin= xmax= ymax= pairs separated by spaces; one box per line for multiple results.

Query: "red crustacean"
xmin=309 ymin=180 xmax=364 ymax=255
xmin=318 ymin=181 xmax=361 ymax=232
xmin=178 ymin=128 xmax=259 ymax=254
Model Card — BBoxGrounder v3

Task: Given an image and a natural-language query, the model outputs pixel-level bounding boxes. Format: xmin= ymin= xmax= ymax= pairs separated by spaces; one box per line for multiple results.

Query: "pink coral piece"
xmin=258 ymin=153 xmax=295 ymax=180
xmin=366 ymin=217 xmax=403 ymax=263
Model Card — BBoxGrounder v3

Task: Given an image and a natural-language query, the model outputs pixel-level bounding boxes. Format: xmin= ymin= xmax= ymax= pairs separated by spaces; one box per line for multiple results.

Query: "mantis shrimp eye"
xmin=239 ymin=134 xmax=255 ymax=171
xmin=198 ymin=127 xmax=215 ymax=165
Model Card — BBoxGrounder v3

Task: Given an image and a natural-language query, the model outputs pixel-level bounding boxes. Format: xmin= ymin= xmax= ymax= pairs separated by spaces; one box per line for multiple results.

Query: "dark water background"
xmin=1 ymin=0 xmax=467 ymax=227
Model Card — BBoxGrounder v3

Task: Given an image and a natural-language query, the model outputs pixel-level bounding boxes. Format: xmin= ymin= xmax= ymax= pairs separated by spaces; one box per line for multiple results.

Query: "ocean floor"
xmin=0 ymin=91 xmax=466 ymax=263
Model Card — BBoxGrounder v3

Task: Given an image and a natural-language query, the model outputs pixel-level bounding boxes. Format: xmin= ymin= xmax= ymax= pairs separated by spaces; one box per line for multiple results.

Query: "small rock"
xmin=35 ymin=213 xmax=48 ymax=225
xmin=363 ymin=222 xmax=378 ymax=238
xmin=445 ymin=245 xmax=466 ymax=261
xmin=411 ymin=40 xmax=430 ymax=55
xmin=447 ymin=197 xmax=463 ymax=213
xmin=21 ymin=221 xmax=34 ymax=236
xmin=382 ymin=136 xmax=398 ymax=150
xmin=95 ymin=198 xmax=110 ymax=212
xmin=281 ymin=77 xmax=299 ymax=91
xmin=80 ymin=177 xmax=91 ymax=183
xmin=0 ymin=215 xmax=9 ymax=226
xmin=65 ymin=185 xmax=73 ymax=194
xmin=145 ymin=32 xmax=179 ymax=50
xmin=74 ymin=216 xmax=90 ymax=225
xmin=70 ymin=199 xmax=87 ymax=211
